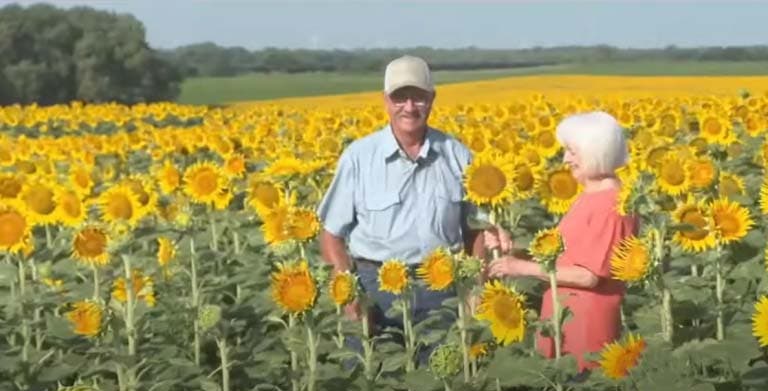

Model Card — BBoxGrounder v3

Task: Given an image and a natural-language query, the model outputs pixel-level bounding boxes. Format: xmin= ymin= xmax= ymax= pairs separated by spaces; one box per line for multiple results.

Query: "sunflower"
xmin=671 ymin=198 xmax=715 ymax=253
xmin=20 ymin=178 xmax=58 ymax=225
xmin=183 ymin=161 xmax=228 ymax=206
xmin=654 ymin=154 xmax=689 ymax=196
xmin=287 ymin=207 xmax=320 ymax=242
xmin=761 ymin=177 xmax=768 ymax=215
xmin=224 ymin=153 xmax=247 ymax=178
xmin=261 ymin=204 xmax=291 ymax=246
xmin=0 ymin=173 xmax=24 ymax=199
xmin=686 ymin=157 xmax=717 ymax=190
xmin=475 ymin=280 xmax=526 ymax=346
xmin=0 ymin=202 xmax=32 ymax=254
xmin=72 ymin=226 xmax=110 ymax=267
xmin=379 ymin=259 xmax=409 ymax=295
xmin=709 ymin=198 xmax=753 ymax=244
xmin=121 ymin=176 xmax=157 ymax=218
xmin=66 ymin=300 xmax=102 ymax=337
xmin=155 ymin=160 xmax=181 ymax=195
xmin=610 ymin=235 xmax=651 ymax=282
xmin=538 ymin=165 xmax=581 ymax=215
xmin=271 ymin=260 xmax=317 ymax=314
xmin=528 ymin=227 xmax=563 ymax=265
xmin=532 ymin=128 xmax=560 ymax=158
xmin=247 ymin=177 xmax=284 ymax=217
xmin=752 ymin=296 xmax=768 ymax=347
xmin=518 ymin=145 xmax=543 ymax=167
xmin=157 ymin=237 xmax=176 ymax=268
xmin=55 ymin=188 xmax=87 ymax=227
xmin=329 ymin=271 xmax=356 ymax=306
xmin=463 ymin=153 xmax=515 ymax=206
xmin=112 ymin=269 xmax=156 ymax=307
xmin=599 ymin=333 xmax=646 ymax=380
xmin=416 ymin=247 xmax=454 ymax=291
xmin=512 ymin=162 xmax=540 ymax=199
xmin=718 ymin=172 xmax=745 ymax=199
xmin=69 ymin=165 xmax=93 ymax=197
xmin=697 ymin=112 xmax=734 ymax=145
xmin=98 ymin=184 xmax=142 ymax=227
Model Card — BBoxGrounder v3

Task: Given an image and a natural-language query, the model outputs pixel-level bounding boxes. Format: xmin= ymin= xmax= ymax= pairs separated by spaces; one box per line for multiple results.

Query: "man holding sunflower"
xmin=317 ymin=55 xmax=483 ymax=365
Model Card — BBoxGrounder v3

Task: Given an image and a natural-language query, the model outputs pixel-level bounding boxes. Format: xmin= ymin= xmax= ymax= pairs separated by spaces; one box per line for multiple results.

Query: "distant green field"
xmin=177 ymin=61 xmax=768 ymax=105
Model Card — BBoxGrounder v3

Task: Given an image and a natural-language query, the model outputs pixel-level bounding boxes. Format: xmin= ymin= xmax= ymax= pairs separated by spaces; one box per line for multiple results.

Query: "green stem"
xmin=402 ymin=296 xmax=415 ymax=372
xmin=362 ymin=309 xmax=374 ymax=381
xmin=306 ymin=323 xmax=318 ymax=391
xmin=716 ymin=258 xmax=725 ymax=341
xmin=489 ymin=209 xmax=500 ymax=259
xmin=661 ymin=285 xmax=674 ymax=343
xmin=549 ymin=271 xmax=561 ymax=361
xmin=335 ymin=305 xmax=344 ymax=349
xmin=30 ymin=258 xmax=43 ymax=350
xmin=210 ymin=214 xmax=219 ymax=252
xmin=289 ymin=314 xmax=299 ymax=391
xmin=121 ymin=255 xmax=137 ymax=390
xmin=18 ymin=257 xmax=29 ymax=363
xmin=457 ymin=289 xmax=470 ymax=383
xmin=443 ymin=379 xmax=452 ymax=391
xmin=217 ymin=337 xmax=230 ymax=391
xmin=44 ymin=224 xmax=53 ymax=248
xmin=190 ymin=238 xmax=201 ymax=367
xmin=92 ymin=265 xmax=100 ymax=301
xmin=233 ymin=230 xmax=241 ymax=254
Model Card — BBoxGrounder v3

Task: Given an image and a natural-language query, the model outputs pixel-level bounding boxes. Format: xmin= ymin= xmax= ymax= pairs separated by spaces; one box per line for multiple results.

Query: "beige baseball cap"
xmin=383 ymin=55 xmax=434 ymax=95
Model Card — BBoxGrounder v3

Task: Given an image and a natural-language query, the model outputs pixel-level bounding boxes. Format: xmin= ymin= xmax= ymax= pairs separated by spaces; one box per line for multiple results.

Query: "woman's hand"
xmin=488 ymin=257 xmax=531 ymax=278
xmin=483 ymin=224 xmax=514 ymax=253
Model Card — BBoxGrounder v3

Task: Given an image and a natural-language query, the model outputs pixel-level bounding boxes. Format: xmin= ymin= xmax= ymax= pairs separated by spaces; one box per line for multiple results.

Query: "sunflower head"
xmin=0 ymin=173 xmax=24 ymax=199
xmin=247 ymin=177 xmax=284 ymax=216
xmin=474 ymin=280 xmax=526 ymax=346
xmin=378 ymin=259 xmax=409 ymax=295
xmin=155 ymin=160 xmax=181 ymax=195
xmin=463 ymin=153 xmax=515 ymax=207
xmin=654 ymin=154 xmax=690 ymax=196
xmin=672 ymin=197 xmax=716 ymax=253
xmin=528 ymin=227 xmax=563 ymax=267
xmin=183 ymin=161 xmax=228 ymax=205
xmin=416 ymin=247 xmax=454 ymax=291
xmin=686 ymin=157 xmax=717 ymax=190
xmin=329 ymin=271 xmax=356 ymax=306
xmin=55 ymin=189 xmax=86 ymax=227
xmin=718 ymin=172 xmax=745 ymax=199
xmin=98 ymin=184 xmax=141 ymax=227
xmin=72 ymin=225 xmax=110 ymax=267
xmin=20 ymin=178 xmax=57 ymax=225
xmin=709 ymin=198 xmax=753 ymax=245
xmin=157 ymin=237 xmax=176 ymax=268
xmin=66 ymin=300 xmax=102 ymax=337
xmin=112 ymin=269 xmax=156 ymax=307
xmin=538 ymin=165 xmax=581 ymax=215
xmin=610 ymin=235 xmax=651 ymax=282
xmin=600 ymin=333 xmax=646 ymax=380
xmin=752 ymin=296 xmax=768 ymax=347
xmin=0 ymin=202 xmax=32 ymax=254
xmin=271 ymin=260 xmax=318 ymax=314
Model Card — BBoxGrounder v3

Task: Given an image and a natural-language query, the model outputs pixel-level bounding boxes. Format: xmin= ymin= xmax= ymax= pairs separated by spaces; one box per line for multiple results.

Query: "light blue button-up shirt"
xmin=317 ymin=125 xmax=474 ymax=265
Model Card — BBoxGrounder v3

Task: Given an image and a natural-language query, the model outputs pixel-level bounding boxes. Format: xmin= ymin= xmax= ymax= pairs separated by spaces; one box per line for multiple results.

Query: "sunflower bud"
xmin=456 ymin=253 xmax=483 ymax=281
xmin=269 ymin=240 xmax=299 ymax=257
xmin=37 ymin=261 xmax=53 ymax=278
xmin=429 ymin=344 xmax=462 ymax=379
xmin=199 ymin=304 xmax=222 ymax=331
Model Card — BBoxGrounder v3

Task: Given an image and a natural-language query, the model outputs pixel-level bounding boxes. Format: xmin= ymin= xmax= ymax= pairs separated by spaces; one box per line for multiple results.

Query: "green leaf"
xmin=742 ymin=365 xmax=768 ymax=389
xmin=38 ymin=362 xmax=81 ymax=382
xmin=403 ymin=367 xmax=441 ymax=391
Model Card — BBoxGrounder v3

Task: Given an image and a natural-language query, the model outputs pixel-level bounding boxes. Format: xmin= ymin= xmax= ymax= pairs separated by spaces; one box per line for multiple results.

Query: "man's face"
xmin=384 ymin=86 xmax=435 ymax=134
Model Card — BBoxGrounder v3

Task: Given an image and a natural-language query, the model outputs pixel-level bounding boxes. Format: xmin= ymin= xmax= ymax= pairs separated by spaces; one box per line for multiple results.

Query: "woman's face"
xmin=563 ymin=144 xmax=587 ymax=183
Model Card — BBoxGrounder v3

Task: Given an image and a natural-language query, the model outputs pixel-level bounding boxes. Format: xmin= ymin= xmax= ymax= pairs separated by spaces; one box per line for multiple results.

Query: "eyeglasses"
xmin=389 ymin=94 xmax=431 ymax=108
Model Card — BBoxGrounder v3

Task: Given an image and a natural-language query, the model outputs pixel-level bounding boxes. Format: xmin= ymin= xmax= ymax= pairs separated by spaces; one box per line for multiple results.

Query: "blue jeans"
xmin=346 ymin=260 xmax=456 ymax=370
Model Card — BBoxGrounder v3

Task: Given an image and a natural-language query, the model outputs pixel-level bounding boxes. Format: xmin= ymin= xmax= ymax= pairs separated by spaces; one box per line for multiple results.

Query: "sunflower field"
xmin=3 ymin=84 xmax=768 ymax=391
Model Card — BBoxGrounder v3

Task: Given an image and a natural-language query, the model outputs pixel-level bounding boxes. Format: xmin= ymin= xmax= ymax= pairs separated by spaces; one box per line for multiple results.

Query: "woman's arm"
xmin=488 ymin=256 xmax=599 ymax=289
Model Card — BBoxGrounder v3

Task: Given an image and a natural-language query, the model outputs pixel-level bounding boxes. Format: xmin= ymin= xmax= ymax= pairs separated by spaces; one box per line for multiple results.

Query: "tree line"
xmin=2 ymin=2 xmax=768 ymax=105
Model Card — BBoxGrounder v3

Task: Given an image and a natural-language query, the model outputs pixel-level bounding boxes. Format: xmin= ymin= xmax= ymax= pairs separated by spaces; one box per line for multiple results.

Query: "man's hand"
xmin=483 ymin=224 xmax=514 ymax=253
xmin=344 ymin=299 xmax=362 ymax=321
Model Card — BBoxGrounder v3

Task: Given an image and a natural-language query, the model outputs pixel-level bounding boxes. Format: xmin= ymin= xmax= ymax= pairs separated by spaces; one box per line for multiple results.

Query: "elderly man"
xmin=317 ymin=55 xmax=483 ymax=365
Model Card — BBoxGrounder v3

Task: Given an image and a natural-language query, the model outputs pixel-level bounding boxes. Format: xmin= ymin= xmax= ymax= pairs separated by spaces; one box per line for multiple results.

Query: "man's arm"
xmin=319 ymin=230 xmax=353 ymax=273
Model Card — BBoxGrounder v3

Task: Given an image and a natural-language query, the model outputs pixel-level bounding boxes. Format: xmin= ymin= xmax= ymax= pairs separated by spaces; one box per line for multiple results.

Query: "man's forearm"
xmin=319 ymin=229 xmax=353 ymax=272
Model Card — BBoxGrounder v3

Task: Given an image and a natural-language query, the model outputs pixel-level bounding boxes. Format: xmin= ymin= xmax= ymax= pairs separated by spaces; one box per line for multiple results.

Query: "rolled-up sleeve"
xmin=317 ymin=150 xmax=356 ymax=237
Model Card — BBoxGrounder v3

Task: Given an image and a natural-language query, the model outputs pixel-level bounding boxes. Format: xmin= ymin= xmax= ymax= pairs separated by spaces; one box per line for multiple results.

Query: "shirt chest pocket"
xmin=362 ymin=192 xmax=402 ymax=239
xmin=432 ymin=184 xmax=464 ymax=236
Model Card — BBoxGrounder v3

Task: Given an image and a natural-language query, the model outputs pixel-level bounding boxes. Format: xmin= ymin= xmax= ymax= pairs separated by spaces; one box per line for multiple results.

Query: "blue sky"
xmin=8 ymin=1 xmax=768 ymax=50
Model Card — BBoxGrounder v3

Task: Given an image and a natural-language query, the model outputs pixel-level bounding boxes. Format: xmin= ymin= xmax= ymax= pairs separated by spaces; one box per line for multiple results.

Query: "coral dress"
xmin=536 ymin=187 xmax=638 ymax=371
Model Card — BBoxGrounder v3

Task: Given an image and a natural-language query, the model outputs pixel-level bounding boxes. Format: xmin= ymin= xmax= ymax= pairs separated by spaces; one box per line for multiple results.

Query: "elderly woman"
xmin=484 ymin=111 xmax=638 ymax=371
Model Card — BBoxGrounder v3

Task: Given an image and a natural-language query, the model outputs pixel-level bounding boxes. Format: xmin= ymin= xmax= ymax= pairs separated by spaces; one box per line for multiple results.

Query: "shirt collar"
xmin=382 ymin=125 xmax=435 ymax=162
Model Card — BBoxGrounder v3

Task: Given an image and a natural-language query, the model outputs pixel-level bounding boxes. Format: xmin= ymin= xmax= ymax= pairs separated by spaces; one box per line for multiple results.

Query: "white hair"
xmin=555 ymin=111 xmax=629 ymax=177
